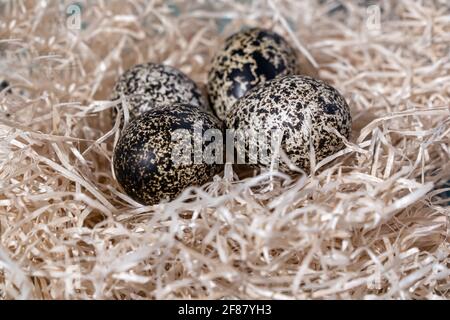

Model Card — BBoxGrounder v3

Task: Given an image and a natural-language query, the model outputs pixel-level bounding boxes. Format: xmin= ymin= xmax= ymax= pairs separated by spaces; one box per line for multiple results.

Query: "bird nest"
xmin=0 ymin=0 xmax=449 ymax=299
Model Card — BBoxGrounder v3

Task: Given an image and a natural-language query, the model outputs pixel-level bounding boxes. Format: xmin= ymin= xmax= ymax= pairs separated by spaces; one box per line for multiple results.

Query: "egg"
xmin=207 ymin=27 xmax=299 ymax=120
xmin=111 ymin=63 xmax=208 ymax=122
xmin=113 ymin=103 xmax=224 ymax=205
xmin=226 ymin=75 xmax=352 ymax=173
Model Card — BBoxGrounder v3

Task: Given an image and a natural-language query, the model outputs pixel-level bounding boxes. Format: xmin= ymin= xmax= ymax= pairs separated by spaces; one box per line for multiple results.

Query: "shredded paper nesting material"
xmin=0 ymin=0 xmax=449 ymax=299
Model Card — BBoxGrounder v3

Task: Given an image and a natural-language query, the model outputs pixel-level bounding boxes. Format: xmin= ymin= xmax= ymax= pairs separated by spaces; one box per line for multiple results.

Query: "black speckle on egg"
xmin=111 ymin=63 xmax=209 ymax=124
xmin=113 ymin=104 xmax=224 ymax=205
xmin=207 ymin=28 xmax=299 ymax=120
xmin=0 ymin=80 xmax=12 ymax=94
xmin=0 ymin=80 xmax=9 ymax=92
xmin=324 ymin=103 xmax=339 ymax=114
xmin=226 ymin=75 xmax=352 ymax=173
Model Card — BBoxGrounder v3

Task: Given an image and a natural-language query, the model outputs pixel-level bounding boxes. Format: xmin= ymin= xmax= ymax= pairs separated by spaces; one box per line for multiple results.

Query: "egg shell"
xmin=226 ymin=75 xmax=352 ymax=173
xmin=113 ymin=103 xmax=224 ymax=205
xmin=207 ymin=27 xmax=298 ymax=120
xmin=111 ymin=63 xmax=208 ymax=122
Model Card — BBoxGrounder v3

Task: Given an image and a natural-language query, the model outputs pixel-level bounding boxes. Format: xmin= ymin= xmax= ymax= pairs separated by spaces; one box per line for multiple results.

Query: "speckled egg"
xmin=111 ymin=63 xmax=208 ymax=122
xmin=207 ymin=27 xmax=299 ymax=120
xmin=226 ymin=75 xmax=352 ymax=173
xmin=113 ymin=103 xmax=224 ymax=205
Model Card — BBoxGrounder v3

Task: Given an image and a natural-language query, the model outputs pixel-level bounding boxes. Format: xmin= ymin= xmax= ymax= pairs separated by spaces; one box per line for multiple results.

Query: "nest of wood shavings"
xmin=0 ymin=0 xmax=449 ymax=300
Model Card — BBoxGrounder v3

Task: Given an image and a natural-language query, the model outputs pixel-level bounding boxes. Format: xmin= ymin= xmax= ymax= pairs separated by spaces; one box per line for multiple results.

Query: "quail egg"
xmin=207 ymin=27 xmax=299 ymax=120
xmin=113 ymin=103 xmax=224 ymax=205
xmin=226 ymin=75 xmax=352 ymax=173
xmin=111 ymin=63 xmax=208 ymax=123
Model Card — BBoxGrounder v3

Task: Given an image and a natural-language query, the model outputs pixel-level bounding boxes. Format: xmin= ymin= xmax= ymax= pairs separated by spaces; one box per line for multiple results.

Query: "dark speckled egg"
xmin=207 ymin=27 xmax=299 ymax=120
xmin=226 ymin=75 xmax=352 ymax=173
xmin=112 ymin=63 xmax=208 ymax=122
xmin=113 ymin=103 xmax=223 ymax=205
